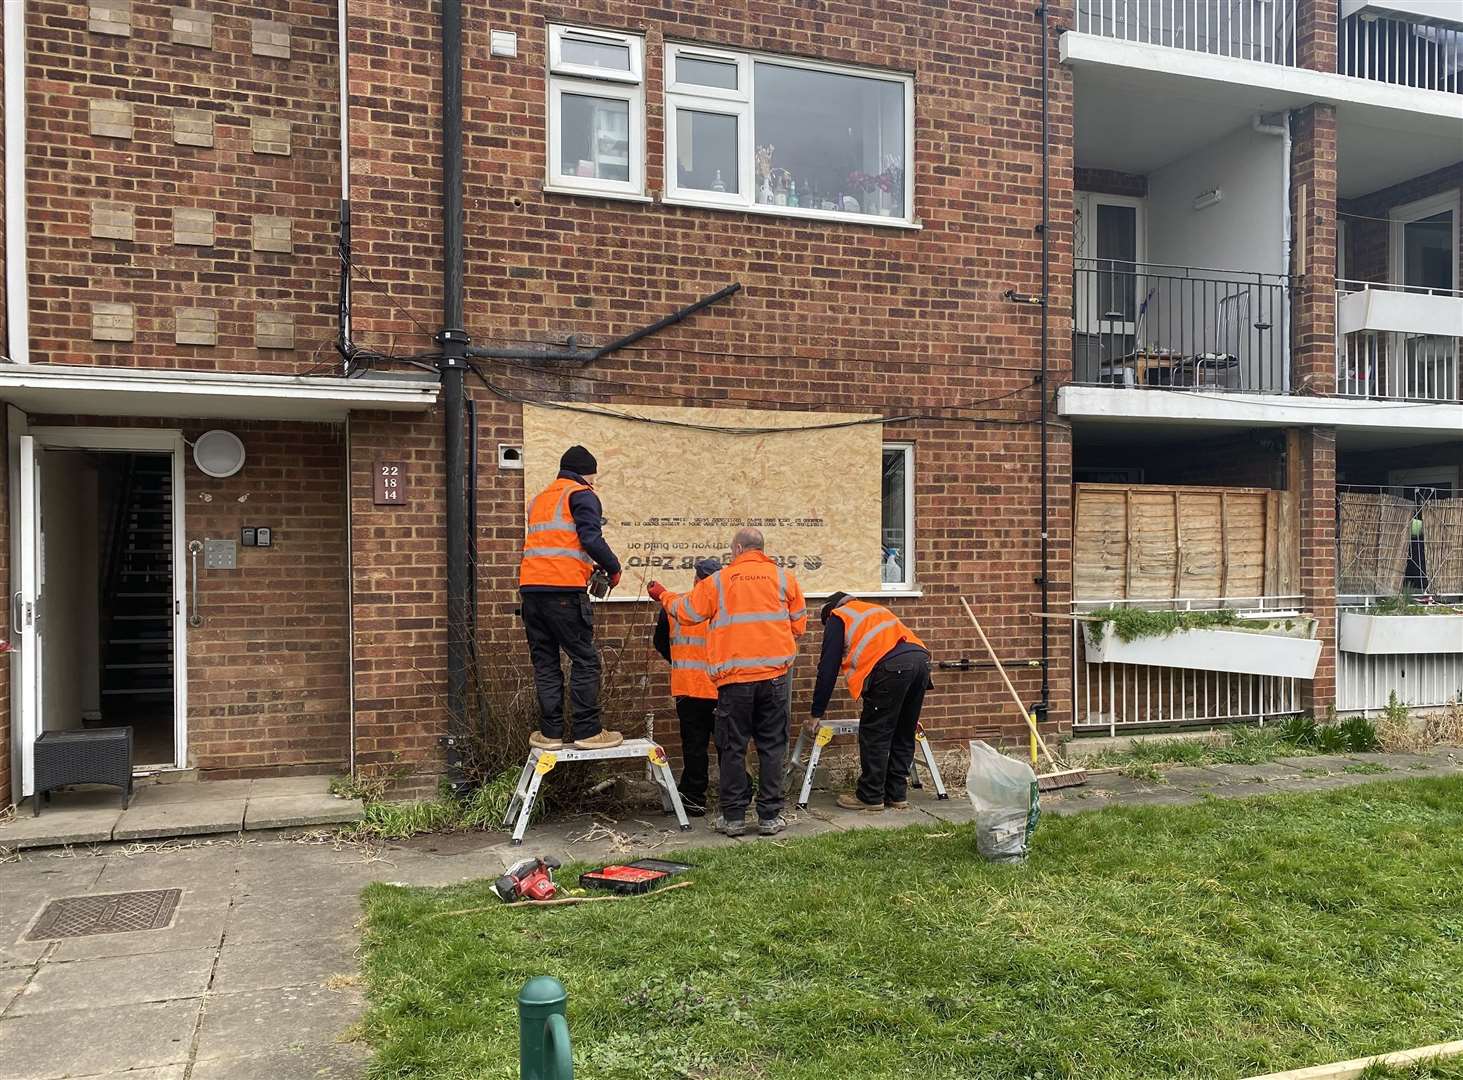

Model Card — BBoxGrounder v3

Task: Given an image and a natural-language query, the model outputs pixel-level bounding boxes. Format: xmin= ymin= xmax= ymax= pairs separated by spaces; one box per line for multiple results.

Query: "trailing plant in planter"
xmin=1086 ymin=606 xmax=1287 ymax=643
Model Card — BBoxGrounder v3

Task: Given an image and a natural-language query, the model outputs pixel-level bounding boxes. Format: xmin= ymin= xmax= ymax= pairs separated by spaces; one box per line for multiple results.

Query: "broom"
xmin=960 ymin=597 xmax=1087 ymax=792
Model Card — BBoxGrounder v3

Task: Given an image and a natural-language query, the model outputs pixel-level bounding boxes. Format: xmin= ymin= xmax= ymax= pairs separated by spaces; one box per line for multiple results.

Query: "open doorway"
xmin=38 ymin=449 xmax=177 ymax=768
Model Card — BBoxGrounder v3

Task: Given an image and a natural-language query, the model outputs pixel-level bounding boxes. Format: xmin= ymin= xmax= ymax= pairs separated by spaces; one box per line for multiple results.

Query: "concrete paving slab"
xmin=224 ymin=893 xmax=363 ymax=945
xmin=1205 ymin=762 xmax=1305 ymax=782
xmin=243 ymin=794 xmax=363 ymax=831
xmin=1158 ymin=766 xmax=1232 ymax=790
xmin=0 ymin=790 xmax=124 ymax=850
xmin=113 ymin=801 xmax=246 ymax=842
xmin=211 ymin=936 xmax=358 ymax=995
xmin=248 ymin=775 xmax=334 ymax=797
xmin=74 ymin=1068 xmax=186 ymax=1080
xmin=189 ymin=1044 xmax=368 ymax=1080
xmin=48 ymin=896 xmax=227 ymax=961
xmin=7 ymin=948 xmax=215 ymax=1015
xmin=194 ymin=985 xmax=365 ymax=1060
xmin=130 ymin=781 xmax=253 ymax=806
xmin=0 ymin=998 xmax=199 ymax=1080
xmin=1276 ymin=754 xmax=1363 ymax=773
xmin=0 ymin=964 xmax=33 ymax=1011
xmin=1082 ymin=772 xmax=1168 ymax=796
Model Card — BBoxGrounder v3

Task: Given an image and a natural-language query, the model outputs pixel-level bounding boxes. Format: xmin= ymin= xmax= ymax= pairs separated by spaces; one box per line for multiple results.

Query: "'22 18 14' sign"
xmin=373 ymin=461 xmax=406 ymax=506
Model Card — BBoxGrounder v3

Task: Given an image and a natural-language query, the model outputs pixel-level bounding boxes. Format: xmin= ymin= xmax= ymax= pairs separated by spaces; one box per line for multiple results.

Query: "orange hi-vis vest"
xmin=662 ymin=550 xmax=808 ymax=688
xmin=518 ymin=477 xmax=595 ymax=588
xmin=668 ymin=611 xmax=716 ymax=700
xmin=831 ymin=599 xmax=926 ymax=700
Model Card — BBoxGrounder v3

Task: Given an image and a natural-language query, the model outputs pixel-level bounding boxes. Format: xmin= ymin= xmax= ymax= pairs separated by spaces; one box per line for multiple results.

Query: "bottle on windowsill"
xmin=712 ymin=169 xmax=726 ymax=193
xmin=788 ymin=179 xmax=799 ymax=208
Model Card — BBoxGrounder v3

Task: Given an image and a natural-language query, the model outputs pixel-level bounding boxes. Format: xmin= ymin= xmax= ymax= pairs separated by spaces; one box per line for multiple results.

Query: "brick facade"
xmin=1290 ymin=103 xmax=1339 ymax=395
xmin=1298 ymin=0 xmax=1339 ymax=73
xmin=1339 ymin=162 xmax=1463 ymax=287
xmin=1293 ymin=427 xmax=1337 ymax=714
xmin=1074 ymin=167 xmax=1147 ymax=199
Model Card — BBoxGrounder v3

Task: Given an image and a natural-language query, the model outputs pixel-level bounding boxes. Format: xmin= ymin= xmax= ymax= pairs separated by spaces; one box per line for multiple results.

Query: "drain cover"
xmin=26 ymin=889 xmax=182 ymax=941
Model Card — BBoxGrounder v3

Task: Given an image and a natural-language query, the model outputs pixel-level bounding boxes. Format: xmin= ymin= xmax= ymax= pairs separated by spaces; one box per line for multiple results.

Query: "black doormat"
xmin=25 ymin=889 xmax=182 ymax=941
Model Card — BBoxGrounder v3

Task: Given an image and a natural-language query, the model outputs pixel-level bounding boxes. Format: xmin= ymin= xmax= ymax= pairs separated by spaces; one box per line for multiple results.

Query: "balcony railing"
xmin=1074 ymin=259 xmax=1292 ymax=394
xmin=1336 ymin=280 xmax=1462 ymax=403
xmin=1340 ymin=9 xmax=1463 ymax=94
xmin=1072 ymin=0 xmax=1298 ymax=66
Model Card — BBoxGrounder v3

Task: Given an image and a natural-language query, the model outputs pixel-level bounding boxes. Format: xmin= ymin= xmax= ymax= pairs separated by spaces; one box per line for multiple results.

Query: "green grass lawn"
xmin=360 ymin=778 xmax=1463 ymax=1080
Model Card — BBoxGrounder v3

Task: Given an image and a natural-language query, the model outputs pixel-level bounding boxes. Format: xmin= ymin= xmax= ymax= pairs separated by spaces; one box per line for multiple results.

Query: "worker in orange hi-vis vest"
xmin=810 ymin=592 xmax=932 ymax=813
xmin=518 ymin=445 xmax=623 ymax=752
xmin=648 ymin=527 xmax=807 ymax=839
xmin=651 ymin=558 xmax=723 ymax=817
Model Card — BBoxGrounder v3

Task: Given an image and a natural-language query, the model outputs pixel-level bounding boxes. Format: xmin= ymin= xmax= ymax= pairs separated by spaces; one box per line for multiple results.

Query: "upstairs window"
xmin=547 ymin=26 xmax=645 ymax=198
xmin=666 ymin=44 xmax=913 ymax=225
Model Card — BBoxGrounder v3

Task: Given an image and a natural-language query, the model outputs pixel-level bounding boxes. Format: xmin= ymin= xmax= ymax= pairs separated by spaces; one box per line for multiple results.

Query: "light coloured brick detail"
xmin=173 ymin=207 xmax=216 ymax=247
xmin=88 ymin=1 xmax=132 ymax=37
xmin=251 ymin=19 xmax=291 ymax=59
xmin=250 ymin=116 xmax=292 ymax=156
xmin=170 ymin=7 xmax=213 ymax=48
xmin=252 ymin=215 xmax=293 ymax=254
xmin=92 ymin=302 xmax=135 ymax=342
xmin=90 ymin=201 xmax=135 ymax=241
xmin=173 ymin=108 xmax=215 ymax=148
xmin=255 ymin=311 xmax=295 ymax=349
xmin=88 ymin=98 xmax=133 ymax=139
xmin=175 ymin=307 xmax=219 ymax=346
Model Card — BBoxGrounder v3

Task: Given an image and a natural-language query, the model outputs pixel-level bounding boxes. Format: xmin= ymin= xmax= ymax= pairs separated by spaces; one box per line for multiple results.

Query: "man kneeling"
xmin=810 ymin=593 xmax=932 ymax=812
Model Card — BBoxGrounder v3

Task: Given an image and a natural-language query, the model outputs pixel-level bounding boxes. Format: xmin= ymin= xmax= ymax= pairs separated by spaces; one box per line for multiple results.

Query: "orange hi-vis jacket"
xmin=830 ymin=598 xmax=926 ymax=700
xmin=518 ymin=477 xmax=594 ymax=588
xmin=661 ymin=551 xmax=808 ymax=688
xmin=668 ymin=611 xmax=717 ymax=700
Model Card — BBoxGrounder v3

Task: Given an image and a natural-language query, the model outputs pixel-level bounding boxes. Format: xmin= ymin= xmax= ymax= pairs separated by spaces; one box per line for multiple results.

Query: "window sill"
xmin=542 ymin=184 xmax=655 ymax=204
xmin=662 ymin=195 xmax=923 ymax=230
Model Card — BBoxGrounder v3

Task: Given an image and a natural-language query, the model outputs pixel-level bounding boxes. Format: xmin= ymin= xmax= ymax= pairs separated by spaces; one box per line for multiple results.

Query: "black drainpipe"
xmin=437 ymin=0 xmax=471 ymax=777
xmin=1037 ymin=3 xmax=1052 ymax=723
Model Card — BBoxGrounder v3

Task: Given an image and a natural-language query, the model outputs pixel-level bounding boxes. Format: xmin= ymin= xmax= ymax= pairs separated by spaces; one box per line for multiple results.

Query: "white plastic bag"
xmin=966 ymin=740 xmax=1040 ymax=862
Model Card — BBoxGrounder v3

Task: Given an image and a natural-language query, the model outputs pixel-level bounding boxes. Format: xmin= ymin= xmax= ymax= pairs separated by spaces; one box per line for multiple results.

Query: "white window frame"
xmin=546 ymin=26 xmax=646 ymax=199
xmin=881 ymin=442 xmax=915 ymax=592
xmin=1076 ymin=191 xmax=1148 ymax=335
xmin=663 ymin=43 xmax=916 ymax=227
xmin=1389 ymin=188 xmax=1460 ymax=294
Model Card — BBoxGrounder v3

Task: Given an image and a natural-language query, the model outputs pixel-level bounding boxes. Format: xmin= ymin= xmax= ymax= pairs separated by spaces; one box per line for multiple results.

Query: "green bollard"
xmin=518 ymin=976 xmax=573 ymax=1080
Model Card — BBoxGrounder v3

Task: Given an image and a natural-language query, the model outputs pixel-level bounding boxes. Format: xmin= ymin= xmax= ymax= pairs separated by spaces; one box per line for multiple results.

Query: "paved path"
xmin=2 ymin=746 xmax=1459 ymax=1078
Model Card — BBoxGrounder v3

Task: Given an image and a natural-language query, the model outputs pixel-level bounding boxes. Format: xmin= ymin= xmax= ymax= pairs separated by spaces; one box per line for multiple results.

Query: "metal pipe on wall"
xmin=1038 ymin=2 xmax=1052 ymax=720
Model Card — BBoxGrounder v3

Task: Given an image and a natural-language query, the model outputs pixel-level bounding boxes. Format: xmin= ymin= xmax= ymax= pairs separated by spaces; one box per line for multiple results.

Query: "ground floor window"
xmin=881 ymin=444 xmax=914 ymax=589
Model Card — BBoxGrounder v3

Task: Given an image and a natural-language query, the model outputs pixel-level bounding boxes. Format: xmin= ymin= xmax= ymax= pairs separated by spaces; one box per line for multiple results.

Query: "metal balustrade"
xmin=1340 ymin=10 xmax=1463 ymax=94
xmin=1336 ymin=282 xmax=1462 ymax=404
xmin=1072 ymin=0 xmax=1299 ymax=65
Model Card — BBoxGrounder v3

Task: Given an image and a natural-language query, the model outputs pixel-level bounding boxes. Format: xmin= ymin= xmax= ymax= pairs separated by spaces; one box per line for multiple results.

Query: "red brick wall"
xmin=345 ymin=0 xmax=1078 ymax=779
xmin=1290 ymin=103 xmax=1338 ymax=395
xmin=1298 ymin=0 xmax=1339 ymax=72
xmin=1075 ymin=168 xmax=1147 ymax=199
xmin=0 ymin=417 xmax=8 ymax=808
xmin=1295 ymin=427 xmax=1337 ymax=714
xmin=182 ymin=420 xmax=351 ymax=776
xmin=22 ymin=0 xmax=341 ymax=375
xmin=1339 ymin=162 xmax=1463 ymax=286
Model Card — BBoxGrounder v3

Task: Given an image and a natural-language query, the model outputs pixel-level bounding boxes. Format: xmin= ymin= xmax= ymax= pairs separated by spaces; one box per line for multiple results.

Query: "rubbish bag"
xmin=966 ymin=740 xmax=1040 ymax=862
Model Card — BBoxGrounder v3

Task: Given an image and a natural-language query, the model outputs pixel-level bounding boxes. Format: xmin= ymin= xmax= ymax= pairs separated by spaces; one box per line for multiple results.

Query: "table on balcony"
xmin=1100 ymin=349 xmax=1240 ymax=388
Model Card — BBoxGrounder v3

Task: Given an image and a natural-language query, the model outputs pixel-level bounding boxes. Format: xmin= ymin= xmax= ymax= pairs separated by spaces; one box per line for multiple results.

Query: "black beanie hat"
xmin=559 ymin=445 xmax=597 ymax=476
xmin=694 ymin=558 xmax=721 ymax=580
xmin=820 ymin=591 xmax=851 ymax=623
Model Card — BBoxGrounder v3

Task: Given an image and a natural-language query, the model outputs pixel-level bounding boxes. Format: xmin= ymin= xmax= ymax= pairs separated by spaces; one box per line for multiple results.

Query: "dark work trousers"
xmin=856 ymin=649 xmax=931 ymax=806
xmin=674 ymin=696 xmax=717 ymax=805
xmin=715 ymin=674 xmax=789 ymax=822
xmin=520 ymin=591 xmax=602 ymax=741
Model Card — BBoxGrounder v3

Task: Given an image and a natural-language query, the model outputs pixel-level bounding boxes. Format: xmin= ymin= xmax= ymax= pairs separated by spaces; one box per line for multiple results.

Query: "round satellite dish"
xmin=193 ymin=430 xmax=246 ymax=478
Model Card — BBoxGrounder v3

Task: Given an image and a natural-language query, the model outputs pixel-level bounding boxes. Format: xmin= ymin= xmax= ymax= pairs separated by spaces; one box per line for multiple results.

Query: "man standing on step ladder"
xmin=519 ymin=445 xmax=624 ymax=752
xmin=651 ymin=557 xmax=724 ymax=818
xmin=811 ymin=592 xmax=932 ymax=813
xmin=647 ymin=527 xmax=807 ymax=838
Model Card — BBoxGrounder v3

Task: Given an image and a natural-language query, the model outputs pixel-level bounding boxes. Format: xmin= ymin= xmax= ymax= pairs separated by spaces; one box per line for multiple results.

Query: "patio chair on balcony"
xmin=1178 ymin=290 xmax=1251 ymax=389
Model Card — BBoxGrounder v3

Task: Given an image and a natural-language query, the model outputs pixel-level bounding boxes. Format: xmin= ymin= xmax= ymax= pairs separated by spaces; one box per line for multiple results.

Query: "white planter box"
xmin=1338 ymin=613 xmax=1463 ymax=656
xmin=1082 ymin=623 xmax=1323 ymax=679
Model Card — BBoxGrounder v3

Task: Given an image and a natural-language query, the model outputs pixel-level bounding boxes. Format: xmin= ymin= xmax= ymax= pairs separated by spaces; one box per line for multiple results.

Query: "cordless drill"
xmin=493 ymin=856 xmax=562 ymax=903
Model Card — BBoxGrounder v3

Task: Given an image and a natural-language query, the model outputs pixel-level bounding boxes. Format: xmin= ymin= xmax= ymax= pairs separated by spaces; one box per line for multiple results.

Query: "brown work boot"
xmin=884 ymin=798 xmax=910 ymax=810
xmin=835 ymin=792 xmax=884 ymax=812
xmin=528 ymin=732 xmax=562 ymax=751
xmin=573 ymin=729 xmax=624 ymax=750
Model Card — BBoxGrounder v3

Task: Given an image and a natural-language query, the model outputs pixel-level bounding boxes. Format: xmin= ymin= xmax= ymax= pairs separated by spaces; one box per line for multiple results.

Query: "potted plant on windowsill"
xmin=1338 ymin=595 xmax=1463 ymax=655
xmin=1080 ymin=608 xmax=1323 ymax=679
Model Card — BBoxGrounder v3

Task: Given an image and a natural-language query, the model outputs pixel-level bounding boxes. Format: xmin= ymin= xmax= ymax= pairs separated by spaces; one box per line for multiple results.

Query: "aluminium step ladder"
xmin=789 ymin=719 xmax=950 ymax=810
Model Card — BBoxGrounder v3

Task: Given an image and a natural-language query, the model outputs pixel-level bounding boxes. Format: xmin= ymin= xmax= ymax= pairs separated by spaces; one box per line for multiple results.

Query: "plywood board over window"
xmin=522 ymin=404 xmax=884 ymax=597
xmin=1074 ymin=483 xmax=1298 ymax=602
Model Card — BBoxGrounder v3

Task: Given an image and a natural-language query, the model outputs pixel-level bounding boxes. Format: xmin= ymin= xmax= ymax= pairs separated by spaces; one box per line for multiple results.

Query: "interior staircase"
xmin=99 ymin=455 xmax=174 ymax=756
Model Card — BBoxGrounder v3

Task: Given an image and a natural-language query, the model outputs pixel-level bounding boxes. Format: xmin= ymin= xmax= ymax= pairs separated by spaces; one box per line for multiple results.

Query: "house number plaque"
xmin=374 ymin=461 xmax=407 ymax=506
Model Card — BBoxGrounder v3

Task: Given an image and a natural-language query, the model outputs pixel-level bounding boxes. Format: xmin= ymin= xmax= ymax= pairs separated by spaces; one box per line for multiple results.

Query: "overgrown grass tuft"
xmin=360 ymin=778 xmax=1463 ymax=1080
xmin=1358 ymin=1061 xmax=1463 ymax=1079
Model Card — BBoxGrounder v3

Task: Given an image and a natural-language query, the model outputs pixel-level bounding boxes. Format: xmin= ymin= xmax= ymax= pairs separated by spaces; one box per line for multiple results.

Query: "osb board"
xmin=1073 ymin=483 xmax=1292 ymax=601
xmin=1420 ymin=497 xmax=1463 ymax=596
xmin=522 ymin=403 xmax=883 ymax=597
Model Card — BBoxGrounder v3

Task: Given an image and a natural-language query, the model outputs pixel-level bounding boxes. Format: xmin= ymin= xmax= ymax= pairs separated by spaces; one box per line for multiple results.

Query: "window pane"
xmin=752 ymin=63 xmax=905 ymax=217
xmin=675 ymin=110 xmax=738 ymax=194
xmin=677 ymin=54 xmax=738 ymax=90
xmin=1403 ymin=210 xmax=1454 ymax=292
xmin=560 ymin=36 xmax=631 ymax=72
xmin=881 ymin=449 xmax=908 ymax=585
xmin=1095 ymin=204 xmax=1137 ymax=321
xmin=560 ymin=94 xmax=630 ymax=183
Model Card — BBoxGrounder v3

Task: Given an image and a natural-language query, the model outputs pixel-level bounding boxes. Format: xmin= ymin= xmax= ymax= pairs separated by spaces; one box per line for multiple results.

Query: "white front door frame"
xmin=26 ymin=426 xmax=189 ymax=775
xmin=1389 ymin=188 xmax=1460 ymax=293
